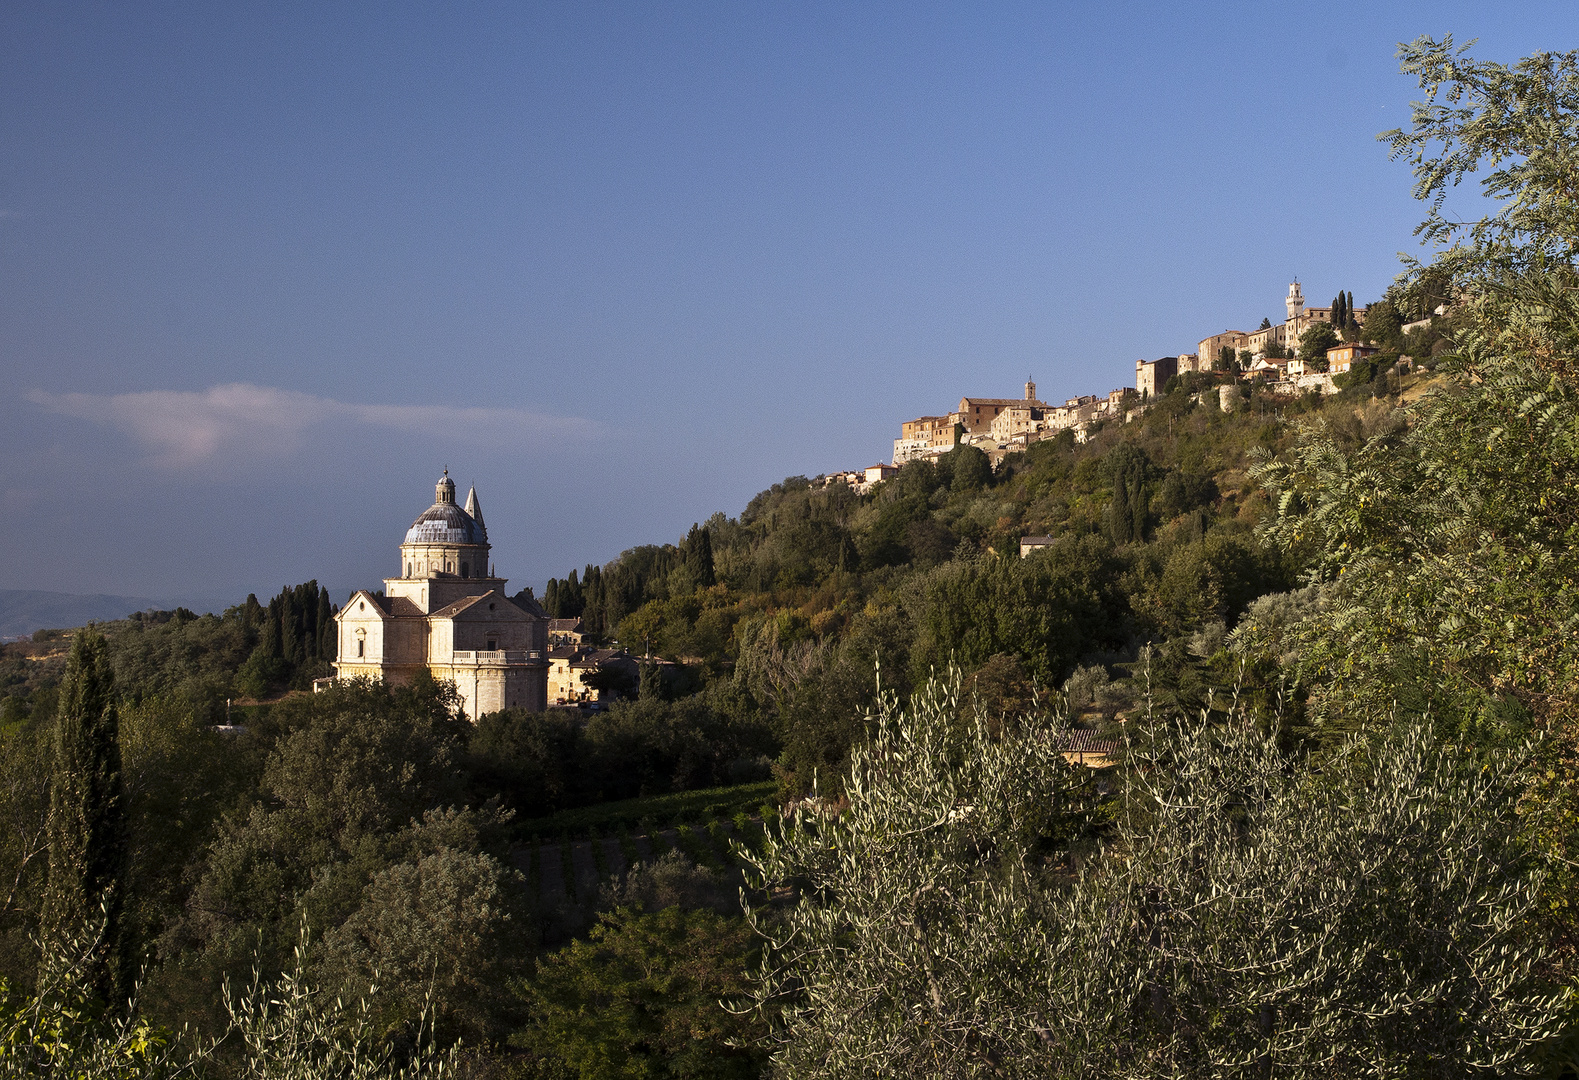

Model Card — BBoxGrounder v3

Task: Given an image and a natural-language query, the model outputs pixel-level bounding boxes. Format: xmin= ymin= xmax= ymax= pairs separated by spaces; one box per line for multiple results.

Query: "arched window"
xmin=407 ymin=562 xmax=413 ymax=577
xmin=461 ymin=562 xmax=469 ymax=578
xmin=357 ymin=640 xmax=365 ymax=658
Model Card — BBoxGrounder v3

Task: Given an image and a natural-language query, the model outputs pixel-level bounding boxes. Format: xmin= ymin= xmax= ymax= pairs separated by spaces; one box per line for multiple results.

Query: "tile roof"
xmin=430 ymin=593 xmax=491 ymax=619
xmin=1057 ymin=730 xmax=1118 ymax=756
xmin=386 ymin=596 xmax=425 ymax=618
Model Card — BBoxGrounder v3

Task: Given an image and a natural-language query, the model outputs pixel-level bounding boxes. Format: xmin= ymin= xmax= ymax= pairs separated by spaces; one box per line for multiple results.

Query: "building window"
xmin=461 ymin=562 xmax=469 ymax=578
xmin=357 ymin=640 xmax=365 ymax=658
xmin=486 ymin=639 xmax=496 ymax=651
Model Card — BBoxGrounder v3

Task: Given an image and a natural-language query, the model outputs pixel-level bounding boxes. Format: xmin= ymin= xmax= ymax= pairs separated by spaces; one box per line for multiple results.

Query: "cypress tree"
xmin=281 ymin=590 xmax=304 ymax=666
xmin=43 ymin=627 xmax=130 ymax=1009
xmin=1346 ymin=290 xmax=1355 ymax=328
xmin=582 ymin=565 xmax=604 ymax=635
xmin=565 ymin=569 xmax=583 ymax=615
xmin=545 ymin=579 xmax=561 ymax=619
xmin=261 ymin=601 xmax=284 ymax=661
xmin=696 ymin=527 xmax=715 ymax=587
xmin=242 ymin=593 xmax=263 ymax=634
xmin=1108 ymin=475 xmax=1132 ymax=545
xmin=316 ymin=587 xmax=333 ymax=661
xmin=682 ymin=524 xmax=716 ymax=588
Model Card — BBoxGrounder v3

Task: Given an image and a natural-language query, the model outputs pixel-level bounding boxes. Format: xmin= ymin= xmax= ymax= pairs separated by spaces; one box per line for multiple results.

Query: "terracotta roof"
xmin=1057 ymin=730 xmax=1118 ymax=756
xmin=429 ymin=593 xmax=492 ymax=619
xmin=386 ymin=596 xmax=425 ymax=618
xmin=347 ymin=592 xmax=422 ymax=619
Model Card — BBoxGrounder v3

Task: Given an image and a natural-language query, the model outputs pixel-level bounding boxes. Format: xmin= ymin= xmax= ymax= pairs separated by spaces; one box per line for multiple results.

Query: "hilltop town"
xmin=822 ymin=280 xmax=1431 ymax=486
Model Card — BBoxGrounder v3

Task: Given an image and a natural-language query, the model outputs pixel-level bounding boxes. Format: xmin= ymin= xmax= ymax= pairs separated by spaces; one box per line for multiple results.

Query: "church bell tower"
xmin=1286 ymin=280 xmax=1305 ymax=323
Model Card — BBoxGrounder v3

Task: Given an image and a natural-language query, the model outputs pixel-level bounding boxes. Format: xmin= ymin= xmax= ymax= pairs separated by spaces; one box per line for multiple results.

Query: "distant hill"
xmin=0 ymin=590 xmax=231 ymax=640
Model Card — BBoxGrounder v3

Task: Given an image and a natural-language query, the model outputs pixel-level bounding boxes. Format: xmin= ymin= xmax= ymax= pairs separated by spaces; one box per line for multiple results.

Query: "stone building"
xmin=333 ymin=471 xmax=549 ymax=720
xmin=956 ymin=379 xmax=1044 ymax=435
xmin=1326 ymin=341 xmax=1380 ymax=373
xmin=893 ymin=415 xmax=958 ymax=464
xmin=1197 ymin=330 xmax=1250 ymax=369
xmin=988 ymin=399 xmax=1048 ymax=442
xmin=547 ymin=646 xmax=641 ymax=707
xmin=1136 ymin=356 xmax=1178 ymax=398
xmin=548 ymin=618 xmax=588 ymax=647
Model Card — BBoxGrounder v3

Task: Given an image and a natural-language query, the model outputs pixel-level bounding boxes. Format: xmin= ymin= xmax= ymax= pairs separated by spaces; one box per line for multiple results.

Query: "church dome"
xmin=405 ymin=501 xmax=486 ymax=545
xmin=403 ymin=471 xmax=486 ymax=546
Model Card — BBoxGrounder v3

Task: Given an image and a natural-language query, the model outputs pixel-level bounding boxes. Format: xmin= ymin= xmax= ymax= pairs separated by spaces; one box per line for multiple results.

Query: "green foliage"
xmin=236 ymin=582 xmax=337 ymax=697
xmin=1251 ymin=287 xmax=1579 ymax=732
xmin=913 ymin=538 xmax=1129 ymax=687
xmin=43 ymin=628 xmax=130 ymax=1012
xmin=0 ymin=716 xmax=51 ymax=985
xmin=741 ymin=671 xmax=1095 ymax=1076
xmin=1105 ymin=443 xmax=1151 ymax=544
xmin=119 ymin=696 xmax=253 ymax=972
xmin=517 ymin=905 xmax=766 ymax=1080
xmin=0 ymin=918 xmax=456 ymax=1079
xmin=947 ymin=444 xmax=992 ymax=493
xmin=515 ymin=783 xmax=776 ymax=842
xmin=471 ymin=694 xmax=776 ymax=818
xmin=0 ymin=917 xmax=192 ymax=1080
xmin=161 ymin=677 xmax=490 ymax=1037
xmin=1297 ymin=322 xmax=1339 ymax=370
xmin=319 ymin=807 xmax=528 ymax=1042
xmin=1383 ymin=35 xmax=1579 ymax=282
xmin=221 ymin=934 xmax=457 ymax=1079
xmin=744 ymin=672 xmax=1568 ymax=1076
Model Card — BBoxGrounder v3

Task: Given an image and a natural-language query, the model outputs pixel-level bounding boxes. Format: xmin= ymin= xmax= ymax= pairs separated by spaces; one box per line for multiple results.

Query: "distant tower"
xmin=1025 ymin=376 xmax=1036 ymax=401
xmin=1286 ymin=280 xmax=1305 ymax=323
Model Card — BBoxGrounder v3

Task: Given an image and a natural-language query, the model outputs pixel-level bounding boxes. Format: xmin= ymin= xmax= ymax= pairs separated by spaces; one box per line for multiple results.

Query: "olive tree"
xmin=742 ymin=674 xmax=1567 ymax=1078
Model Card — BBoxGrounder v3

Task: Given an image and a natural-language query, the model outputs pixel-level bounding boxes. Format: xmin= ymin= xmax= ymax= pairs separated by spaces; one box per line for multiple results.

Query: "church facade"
xmin=333 ymin=471 xmax=549 ymax=719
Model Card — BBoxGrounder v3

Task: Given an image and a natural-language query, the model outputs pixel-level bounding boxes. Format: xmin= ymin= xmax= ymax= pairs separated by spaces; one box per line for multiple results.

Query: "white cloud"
xmin=26 ymin=383 xmax=597 ymax=468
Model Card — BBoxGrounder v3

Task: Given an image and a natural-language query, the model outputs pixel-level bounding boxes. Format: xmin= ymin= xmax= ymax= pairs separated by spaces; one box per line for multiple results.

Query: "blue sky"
xmin=1 ymin=1 xmax=1571 ymax=605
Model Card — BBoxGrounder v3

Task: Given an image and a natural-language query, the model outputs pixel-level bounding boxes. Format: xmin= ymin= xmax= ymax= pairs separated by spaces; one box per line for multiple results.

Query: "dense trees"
xmin=744 ymin=677 xmax=1568 ymax=1076
xmin=1296 ymin=322 xmax=1339 ymax=370
xmin=469 ymin=691 xmax=775 ymax=815
xmin=520 ymin=905 xmax=765 ymax=1079
xmin=236 ymin=581 xmax=337 ymax=697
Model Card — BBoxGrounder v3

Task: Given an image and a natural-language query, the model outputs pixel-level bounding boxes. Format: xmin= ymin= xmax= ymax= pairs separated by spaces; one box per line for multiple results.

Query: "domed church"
xmin=333 ymin=471 xmax=549 ymax=719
